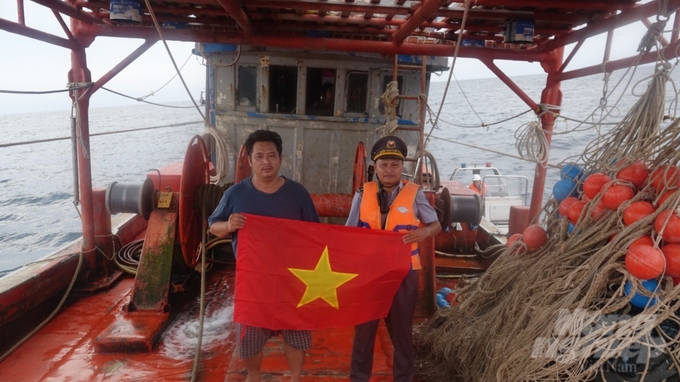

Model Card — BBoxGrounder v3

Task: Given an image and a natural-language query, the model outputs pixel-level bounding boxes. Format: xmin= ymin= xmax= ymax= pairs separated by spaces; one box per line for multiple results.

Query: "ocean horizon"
xmin=1 ymin=65 xmax=678 ymax=276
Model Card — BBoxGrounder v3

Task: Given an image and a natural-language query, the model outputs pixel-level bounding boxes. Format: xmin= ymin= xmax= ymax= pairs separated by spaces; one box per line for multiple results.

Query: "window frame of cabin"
xmin=345 ymin=70 xmax=369 ymax=116
xmin=236 ymin=65 xmax=258 ymax=112
xmin=268 ymin=65 xmax=298 ymax=114
xmin=305 ymin=67 xmax=337 ymax=117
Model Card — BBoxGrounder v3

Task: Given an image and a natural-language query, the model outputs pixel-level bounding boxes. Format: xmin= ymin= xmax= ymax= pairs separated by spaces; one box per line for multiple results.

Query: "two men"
xmin=210 ymin=131 xmax=440 ymax=382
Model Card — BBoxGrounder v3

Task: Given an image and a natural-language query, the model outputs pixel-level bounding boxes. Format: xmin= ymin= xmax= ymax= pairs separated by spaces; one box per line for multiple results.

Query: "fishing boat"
xmin=1 ymin=1 xmax=679 ymax=381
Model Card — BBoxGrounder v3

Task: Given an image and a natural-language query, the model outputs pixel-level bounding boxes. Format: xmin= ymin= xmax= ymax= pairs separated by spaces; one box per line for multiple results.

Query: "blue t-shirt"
xmin=208 ymin=176 xmax=320 ymax=257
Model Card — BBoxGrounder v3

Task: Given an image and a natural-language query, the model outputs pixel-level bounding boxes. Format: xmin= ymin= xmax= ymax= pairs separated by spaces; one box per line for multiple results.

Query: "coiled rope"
xmin=201 ymin=127 xmax=231 ymax=184
xmin=376 ymin=80 xmax=400 ymax=136
xmin=114 ymin=239 xmax=144 ymax=275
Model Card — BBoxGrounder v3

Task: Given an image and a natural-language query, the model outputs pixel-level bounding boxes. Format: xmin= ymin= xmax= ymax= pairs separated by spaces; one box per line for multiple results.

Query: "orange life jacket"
xmin=470 ymin=182 xmax=487 ymax=195
xmin=358 ymin=180 xmax=422 ymax=270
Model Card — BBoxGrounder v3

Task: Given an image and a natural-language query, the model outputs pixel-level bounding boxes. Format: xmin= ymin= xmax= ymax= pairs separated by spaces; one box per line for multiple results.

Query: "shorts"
xmin=235 ymin=323 xmax=312 ymax=359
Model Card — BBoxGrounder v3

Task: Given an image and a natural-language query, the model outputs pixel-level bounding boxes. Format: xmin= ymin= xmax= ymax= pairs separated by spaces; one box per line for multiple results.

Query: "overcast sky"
xmin=1 ymin=2 xmax=651 ymax=116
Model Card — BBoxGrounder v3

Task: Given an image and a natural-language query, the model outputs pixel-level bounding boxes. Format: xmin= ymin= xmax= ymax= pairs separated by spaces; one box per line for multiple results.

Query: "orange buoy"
xmin=625 ymin=245 xmax=665 ymax=280
xmin=506 ymin=233 xmax=526 ymax=255
xmin=629 ymin=235 xmax=654 ymax=248
xmin=602 ymin=182 xmax=634 ymax=210
xmin=661 ymin=244 xmax=680 ymax=277
xmin=655 ymin=209 xmax=680 ymax=243
xmin=616 ymin=160 xmax=649 ymax=189
xmin=650 ymin=165 xmax=680 ymax=191
xmin=590 ymin=201 xmax=608 ymax=221
xmin=657 ymin=190 xmax=678 ymax=207
xmin=558 ymin=197 xmax=580 ymax=217
xmin=567 ymin=200 xmax=586 ymax=224
xmin=523 ymin=225 xmax=547 ymax=250
xmin=583 ymin=173 xmax=611 ymax=199
xmin=622 ymin=201 xmax=656 ymax=226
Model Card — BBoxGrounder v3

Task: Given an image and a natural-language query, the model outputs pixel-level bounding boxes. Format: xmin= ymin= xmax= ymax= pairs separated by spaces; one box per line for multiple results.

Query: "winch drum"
xmin=450 ymin=193 xmax=483 ymax=225
xmin=105 ymin=178 xmax=154 ymax=220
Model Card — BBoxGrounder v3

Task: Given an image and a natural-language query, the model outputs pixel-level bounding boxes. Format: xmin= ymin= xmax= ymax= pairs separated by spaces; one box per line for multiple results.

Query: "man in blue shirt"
xmin=209 ymin=130 xmax=319 ymax=382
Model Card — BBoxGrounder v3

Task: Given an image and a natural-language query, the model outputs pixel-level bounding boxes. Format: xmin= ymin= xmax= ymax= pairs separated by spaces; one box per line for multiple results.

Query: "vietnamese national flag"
xmin=233 ymin=213 xmax=412 ymax=330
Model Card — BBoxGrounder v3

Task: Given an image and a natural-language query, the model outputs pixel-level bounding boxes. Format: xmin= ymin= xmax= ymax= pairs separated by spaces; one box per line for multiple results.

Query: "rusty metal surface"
xmin=16 ymin=0 xmax=655 ymax=59
xmin=130 ymin=208 xmax=177 ymax=312
xmin=179 ymin=136 xmax=210 ymax=268
xmin=310 ymin=193 xmax=353 ymax=217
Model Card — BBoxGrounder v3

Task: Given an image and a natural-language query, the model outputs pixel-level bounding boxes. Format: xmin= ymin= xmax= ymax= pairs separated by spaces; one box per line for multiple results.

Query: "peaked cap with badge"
xmin=370 ymin=136 xmax=407 ymax=161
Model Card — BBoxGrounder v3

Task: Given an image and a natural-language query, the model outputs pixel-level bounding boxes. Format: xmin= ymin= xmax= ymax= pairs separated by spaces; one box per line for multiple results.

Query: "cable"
xmin=0 ymin=121 xmax=203 ymax=149
xmin=201 ymin=127 xmax=230 ymax=184
xmin=144 ymin=0 xmax=236 ymax=184
xmin=0 ymin=83 xmax=90 ymax=95
xmin=137 ymin=52 xmax=195 ymax=101
xmin=101 ymin=87 xmax=195 ymax=108
xmin=425 ymin=0 xmax=471 ymax=146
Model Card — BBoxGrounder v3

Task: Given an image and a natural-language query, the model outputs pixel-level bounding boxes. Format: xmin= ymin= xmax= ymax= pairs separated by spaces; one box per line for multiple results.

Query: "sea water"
xmin=1 ymin=65 xmax=679 ymax=275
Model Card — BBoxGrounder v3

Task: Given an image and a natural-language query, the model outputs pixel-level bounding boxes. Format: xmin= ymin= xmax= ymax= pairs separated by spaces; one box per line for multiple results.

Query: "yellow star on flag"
xmin=288 ymin=246 xmax=358 ymax=309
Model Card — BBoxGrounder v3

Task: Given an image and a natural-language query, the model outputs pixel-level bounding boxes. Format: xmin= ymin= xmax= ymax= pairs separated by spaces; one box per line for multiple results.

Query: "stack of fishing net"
xmin=415 ymin=62 xmax=680 ymax=381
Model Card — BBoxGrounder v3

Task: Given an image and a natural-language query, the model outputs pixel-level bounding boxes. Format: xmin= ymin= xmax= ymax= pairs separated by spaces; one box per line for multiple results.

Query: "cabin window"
xmin=346 ymin=71 xmax=368 ymax=114
xmin=237 ymin=66 xmax=257 ymax=109
xmin=380 ymin=75 xmax=403 ymax=117
xmin=269 ymin=66 xmax=297 ymax=114
xmin=306 ymin=68 xmax=336 ymax=116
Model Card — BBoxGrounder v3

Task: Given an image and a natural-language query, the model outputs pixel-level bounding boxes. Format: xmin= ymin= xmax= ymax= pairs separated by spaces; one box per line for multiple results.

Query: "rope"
xmin=428 ymin=134 xmax=560 ymax=168
xmin=189 ymin=183 xmax=231 ymax=381
xmin=114 ymin=239 xmax=144 ymax=275
xmin=514 ymin=120 xmax=551 ymax=165
xmin=0 ymin=249 xmax=84 ymax=363
xmin=376 ymin=81 xmax=400 ymax=136
xmin=425 ymin=0 xmax=472 ymax=146
xmin=190 ymin=199 xmax=209 ymax=382
xmin=101 ymin=87 xmax=195 ymax=108
xmin=0 ymin=83 xmax=90 ymax=95
xmin=144 ymin=0 xmax=238 ymax=184
xmin=136 ymin=52 xmax=195 ymax=101
xmin=415 ymin=58 xmax=680 ymax=382
xmin=201 ymin=127 xmax=231 ymax=184
xmin=0 ymin=121 xmax=203 ymax=149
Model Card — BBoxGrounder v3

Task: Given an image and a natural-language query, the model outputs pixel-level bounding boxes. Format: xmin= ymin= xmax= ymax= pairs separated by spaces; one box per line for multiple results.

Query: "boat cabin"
xmin=201 ymin=44 xmax=448 ymax=193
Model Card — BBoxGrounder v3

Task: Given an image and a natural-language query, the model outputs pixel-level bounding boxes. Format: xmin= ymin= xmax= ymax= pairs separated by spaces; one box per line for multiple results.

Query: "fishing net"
xmin=415 ymin=62 xmax=680 ymax=381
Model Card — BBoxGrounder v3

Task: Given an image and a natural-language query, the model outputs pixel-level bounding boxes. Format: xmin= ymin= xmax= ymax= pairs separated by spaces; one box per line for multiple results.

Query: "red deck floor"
xmin=0 ymin=266 xmax=399 ymax=381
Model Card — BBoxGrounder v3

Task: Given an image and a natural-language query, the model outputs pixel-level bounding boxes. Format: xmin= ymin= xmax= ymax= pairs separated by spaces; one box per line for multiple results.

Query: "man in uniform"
xmin=345 ymin=135 xmax=442 ymax=382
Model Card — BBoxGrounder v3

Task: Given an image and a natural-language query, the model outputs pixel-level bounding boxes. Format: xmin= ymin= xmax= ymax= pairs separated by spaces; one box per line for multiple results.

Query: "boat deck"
xmin=0 ymin=265 xmax=399 ymax=381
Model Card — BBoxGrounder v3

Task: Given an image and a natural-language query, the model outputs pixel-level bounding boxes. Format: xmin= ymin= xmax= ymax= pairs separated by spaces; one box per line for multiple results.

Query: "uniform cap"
xmin=371 ymin=136 xmax=407 ymax=161
xmin=472 ymin=174 xmax=481 ymax=181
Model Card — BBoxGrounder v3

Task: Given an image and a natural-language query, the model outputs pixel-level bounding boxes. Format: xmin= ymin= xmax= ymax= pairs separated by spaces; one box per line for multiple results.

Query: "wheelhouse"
xmin=201 ymin=44 xmax=448 ymax=193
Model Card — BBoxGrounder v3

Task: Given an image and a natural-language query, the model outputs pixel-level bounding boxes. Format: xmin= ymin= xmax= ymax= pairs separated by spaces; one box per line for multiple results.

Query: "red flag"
xmin=233 ymin=213 xmax=412 ymax=330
